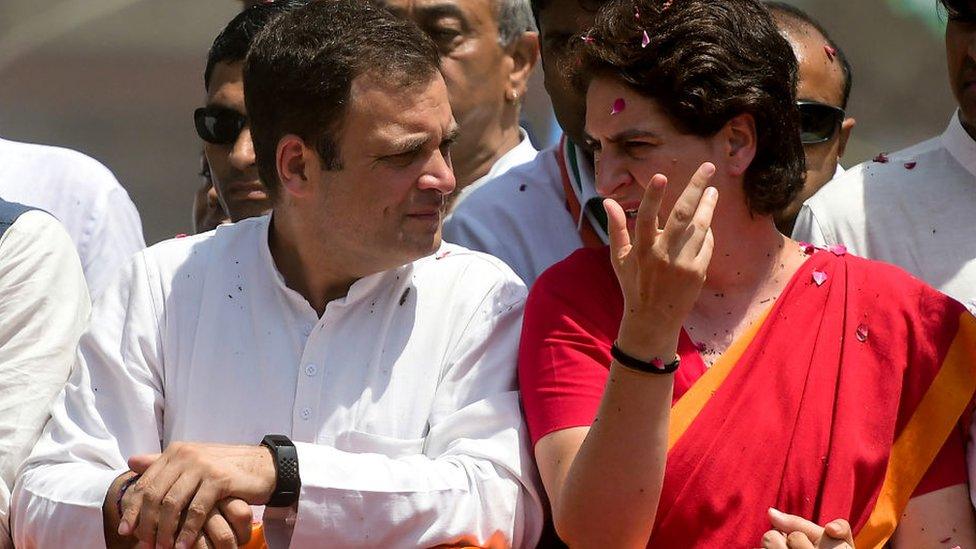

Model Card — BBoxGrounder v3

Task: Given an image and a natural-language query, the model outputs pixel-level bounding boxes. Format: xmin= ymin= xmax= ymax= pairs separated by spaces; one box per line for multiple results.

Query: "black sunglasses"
xmin=194 ymin=107 xmax=247 ymax=145
xmin=797 ymin=101 xmax=845 ymax=145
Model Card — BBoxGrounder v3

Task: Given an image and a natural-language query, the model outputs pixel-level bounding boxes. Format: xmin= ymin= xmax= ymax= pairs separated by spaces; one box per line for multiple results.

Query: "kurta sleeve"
xmin=11 ymin=250 xmax=165 ymax=548
xmin=0 ymin=212 xmax=90 ymax=549
xmin=290 ymin=275 xmax=544 ymax=548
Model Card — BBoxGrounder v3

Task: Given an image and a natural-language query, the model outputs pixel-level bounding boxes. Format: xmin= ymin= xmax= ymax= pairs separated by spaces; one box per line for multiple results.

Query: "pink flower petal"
xmin=635 ymin=7 xmax=641 ymax=19
xmin=873 ymin=152 xmax=889 ymax=164
xmin=435 ymin=250 xmax=452 ymax=260
xmin=662 ymin=0 xmax=673 ymax=10
xmin=641 ymin=30 xmax=650 ymax=48
xmin=812 ymin=270 xmax=828 ymax=286
xmin=611 ymin=97 xmax=626 ymax=115
xmin=798 ymin=241 xmax=816 ymax=255
xmin=651 ymin=357 xmax=663 ymax=368
xmin=827 ymin=244 xmax=847 ymax=256
xmin=824 ymin=44 xmax=837 ymax=61
xmin=581 ymin=33 xmax=595 ymax=44
xmin=174 ymin=233 xmax=188 ymax=239
xmin=904 ymin=161 xmax=917 ymax=170
xmin=856 ymin=324 xmax=869 ymax=342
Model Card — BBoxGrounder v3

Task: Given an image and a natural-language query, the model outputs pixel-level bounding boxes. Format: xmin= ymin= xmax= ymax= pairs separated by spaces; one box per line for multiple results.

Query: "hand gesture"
xmin=760 ymin=507 xmax=855 ymax=549
xmin=117 ymin=442 xmax=276 ymax=549
xmin=605 ymin=163 xmax=718 ymax=358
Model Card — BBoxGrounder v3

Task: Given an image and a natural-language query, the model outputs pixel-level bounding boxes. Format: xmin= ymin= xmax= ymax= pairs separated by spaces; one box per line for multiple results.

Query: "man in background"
xmin=0 ymin=138 xmax=144 ymax=299
xmin=0 ymin=200 xmax=89 ymax=548
xmin=766 ymin=1 xmax=856 ymax=235
xmin=384 ymin=0 xmax=541 ymax=209
xmin=195 ymin=2 xmax=309 ymax=225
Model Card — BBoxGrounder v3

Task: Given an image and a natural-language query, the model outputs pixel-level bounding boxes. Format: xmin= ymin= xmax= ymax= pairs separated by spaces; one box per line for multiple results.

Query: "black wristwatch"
xmin=261 ymin=434 xmax=301 ymax=507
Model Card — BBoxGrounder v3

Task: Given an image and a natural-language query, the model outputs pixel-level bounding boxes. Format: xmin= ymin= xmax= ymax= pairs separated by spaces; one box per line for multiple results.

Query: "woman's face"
xmin=584 ymin=76 xmax=726 ymax=229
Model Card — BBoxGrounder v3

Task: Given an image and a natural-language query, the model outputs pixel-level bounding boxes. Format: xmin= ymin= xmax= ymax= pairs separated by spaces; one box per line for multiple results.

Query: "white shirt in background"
xmin=0 ymin=138 xmax=145 ymax=299
xmin=792 ymin=110 xmax=976 ymax=508
xmin=451 ymin=128 xmax=539 ymax=210
xmin=445 ymin=142 xmax=588 ymax=287
xmin=0 ymin=210 xmax=90 ymax=549
xmin=11 ymin=215 xmax=543 ymax=548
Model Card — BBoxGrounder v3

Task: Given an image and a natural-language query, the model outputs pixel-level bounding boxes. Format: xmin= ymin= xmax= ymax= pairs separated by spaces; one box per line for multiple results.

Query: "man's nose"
xmin=417 ymin=149 xmax=456 ymax=195
xmin=229 ymin=127 xmax=256 ymax=171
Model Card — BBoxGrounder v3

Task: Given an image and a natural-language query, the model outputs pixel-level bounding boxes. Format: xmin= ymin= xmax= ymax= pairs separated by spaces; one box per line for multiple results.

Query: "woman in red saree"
xmin=517 ymin=0 xmax=976 ymax=547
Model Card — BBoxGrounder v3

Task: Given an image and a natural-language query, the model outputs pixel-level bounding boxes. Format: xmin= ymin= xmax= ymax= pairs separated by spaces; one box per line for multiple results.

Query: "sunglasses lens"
xmin=798 ymin=103 xmax=843 ymax=144
xmin=194 ymin=108 xmax=246 ymax=145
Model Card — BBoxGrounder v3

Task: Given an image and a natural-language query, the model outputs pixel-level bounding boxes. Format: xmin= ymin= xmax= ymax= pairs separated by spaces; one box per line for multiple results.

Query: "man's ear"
xmin=723 ymin=113 xmax=757 ymax=177
xmin=505 ymin=31 xmax=540 ymax=102
xmin=276 ymin=135 xmax=317 ymax=198
xmin=837 ymin=117 xmax=856 ymax=158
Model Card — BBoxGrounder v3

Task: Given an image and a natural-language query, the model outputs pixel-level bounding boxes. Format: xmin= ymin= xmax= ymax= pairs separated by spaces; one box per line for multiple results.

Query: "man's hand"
xmin=605 ymin=162 xmax=718 ymax=359
xmin=117 ymin=442 xmax=276 ymax=549
xmin=759 ymin=507 xmax=855 ymax=549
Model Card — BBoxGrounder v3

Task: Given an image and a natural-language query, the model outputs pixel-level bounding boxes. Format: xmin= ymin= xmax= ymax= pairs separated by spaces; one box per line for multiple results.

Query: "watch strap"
xmin=261 ymin=434 xmax=301 ymax=507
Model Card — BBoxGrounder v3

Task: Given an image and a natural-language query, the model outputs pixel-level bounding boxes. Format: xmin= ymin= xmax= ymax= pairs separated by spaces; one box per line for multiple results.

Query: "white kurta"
xmin=445 ymin=142 xmax=586 ymax=287
xmin=451 ymin=129 xmax=539 ymax=210
xmin=11 ymin=215 xmax=543 ymax=548
xmin=0 ymin=137 xmax=145 ymax=299
xmin=0 ymin=210 xmax=90 ymax=549
xmin=793 ymin=110 xmax=976 ymax=509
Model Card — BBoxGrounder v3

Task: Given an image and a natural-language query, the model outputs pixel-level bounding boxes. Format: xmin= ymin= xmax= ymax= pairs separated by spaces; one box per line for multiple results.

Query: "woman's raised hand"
xmin=605 ymin=162 xmax=719 ymax=359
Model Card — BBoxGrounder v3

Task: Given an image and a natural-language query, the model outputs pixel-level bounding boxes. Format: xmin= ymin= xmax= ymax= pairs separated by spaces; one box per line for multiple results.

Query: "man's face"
xmin=537 ymin=1 xmax=602 ymax=147
xmin=202 ymin=61 xmax=272 ymax=222
xmin=776 ymin=25 xmax=855 ymax=232
xmin=307 ymin=74 xmax=458 ymax=271
xmin=946 ymin=3 xmax=976 ymax=132
xmin=384 ymin=0 xmax=513 ymax=160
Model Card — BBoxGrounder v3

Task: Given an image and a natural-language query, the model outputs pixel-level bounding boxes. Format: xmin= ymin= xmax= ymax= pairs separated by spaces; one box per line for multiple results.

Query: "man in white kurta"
xmin=0 ymin=201 xmax=90 ymax=549
xmin=11 ymin=2 xmax=542 ymax=547
xmin=0 ymin=138 xmax=145 ymax=299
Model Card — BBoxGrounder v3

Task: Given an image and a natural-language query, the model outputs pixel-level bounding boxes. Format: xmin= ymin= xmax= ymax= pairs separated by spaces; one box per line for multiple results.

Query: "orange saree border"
xmin=854 ymin=311 xmax=976 ymax=548
xmin=667 ymin=307 xmax=772 ymax=450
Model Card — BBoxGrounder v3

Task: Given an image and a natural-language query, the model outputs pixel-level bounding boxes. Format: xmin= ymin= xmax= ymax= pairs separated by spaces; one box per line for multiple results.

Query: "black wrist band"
xmin=611 ymin=342 xmax=680 ymax=374
xmin=261 ymin=434 xmax=301 ymax=507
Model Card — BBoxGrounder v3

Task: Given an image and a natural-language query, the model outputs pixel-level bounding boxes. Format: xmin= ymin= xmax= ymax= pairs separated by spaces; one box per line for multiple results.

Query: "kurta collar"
xmin=942 ymin=110 xmax=976 ymax=179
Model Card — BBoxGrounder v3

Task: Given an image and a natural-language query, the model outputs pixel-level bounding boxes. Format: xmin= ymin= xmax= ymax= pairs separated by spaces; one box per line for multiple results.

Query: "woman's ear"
xmin=722 ymin=113 xmax=757 ymax=177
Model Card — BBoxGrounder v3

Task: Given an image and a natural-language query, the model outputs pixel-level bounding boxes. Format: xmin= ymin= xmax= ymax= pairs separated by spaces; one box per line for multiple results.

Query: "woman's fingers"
xmin=761 ymin=529 xmax=789 ymax=549
xmin=662 ymin=162 xmax=715 ymax=245
xmin=680 ymin=186 xmax=718 ymax=260
xmin=604 ymin=198 xmax=632 ymax=265
xmin=633 ymin=173 xmax=667 ymax=249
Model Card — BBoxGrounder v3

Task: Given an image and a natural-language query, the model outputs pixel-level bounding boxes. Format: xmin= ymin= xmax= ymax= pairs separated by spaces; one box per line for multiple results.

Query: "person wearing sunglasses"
xmin=194 ymin=2 xmax=307 ymax=225
xmin=766 ymin=2 xmax=856 ymax=235
xmin=794 ymin=0 xmax=976 ymax=511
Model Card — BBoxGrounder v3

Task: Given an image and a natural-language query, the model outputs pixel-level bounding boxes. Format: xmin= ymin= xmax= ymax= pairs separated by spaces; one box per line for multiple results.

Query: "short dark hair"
xmin=939 ymin=0 xmax=976 ymax=20
xmin=765 ymin=1 xmax=853 ymax=109
xmin=573 ymin=0 xmax=805 ymax=217
xmin=204 ymin=0 xmax=308 ymax=91
xmin=243 ymin=0 xmax=441 ymax=195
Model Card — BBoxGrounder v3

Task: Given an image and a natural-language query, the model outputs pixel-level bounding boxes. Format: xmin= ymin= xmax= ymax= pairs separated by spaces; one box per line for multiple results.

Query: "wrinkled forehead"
xmin=383 ymin=0 xmax=496 ymax=24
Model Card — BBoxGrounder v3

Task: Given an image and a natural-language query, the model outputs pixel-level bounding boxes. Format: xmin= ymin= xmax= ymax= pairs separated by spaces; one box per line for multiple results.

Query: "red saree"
xmin=519 ymin=247 xmax=975 ymax=548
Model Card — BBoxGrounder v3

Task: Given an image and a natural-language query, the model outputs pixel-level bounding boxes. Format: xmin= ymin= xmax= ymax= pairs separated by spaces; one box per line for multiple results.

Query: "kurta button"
xmin=305 ymin=364 xmax=318 ymax=376
xmin=301 ymin=407 xmax=311 ymax=420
